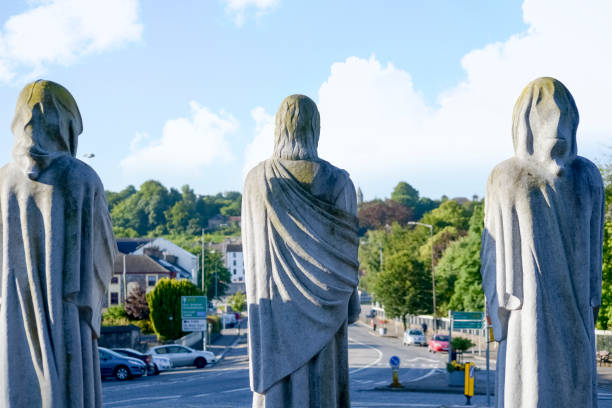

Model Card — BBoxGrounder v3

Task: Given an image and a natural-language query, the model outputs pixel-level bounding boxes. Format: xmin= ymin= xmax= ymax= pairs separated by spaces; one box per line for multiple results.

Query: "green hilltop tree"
xmin=597 ymin=159 xmax=612 ymax=329
xmin=147 ymin=278 xmax=203 ymax=340
xmin=198 ymin=249 xmax=231 ymax=300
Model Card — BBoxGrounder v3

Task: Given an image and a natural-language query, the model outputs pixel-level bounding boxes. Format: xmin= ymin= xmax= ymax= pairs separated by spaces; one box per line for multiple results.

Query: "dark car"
xmin=99 ymin=347 xmax=146 ymax=381
xmin=112 ymin=348 xmax=155 ymax=375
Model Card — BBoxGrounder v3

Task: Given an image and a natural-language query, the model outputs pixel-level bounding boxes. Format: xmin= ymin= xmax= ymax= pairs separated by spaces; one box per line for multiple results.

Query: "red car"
xmin=428 ymin=334 xmax=450 ymax=353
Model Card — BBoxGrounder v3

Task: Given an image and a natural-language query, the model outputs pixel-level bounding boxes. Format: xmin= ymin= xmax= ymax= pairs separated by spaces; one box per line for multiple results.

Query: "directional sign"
xmin=389 ymin=355 xmax=400 ymax=368
xmin=453 ymin=320 xmax=484 ymax=329
xmin=181 ymin=296 xmax=207 ymax=332
xmin=182 ymin=319 xmax=207 ymax=331
xmin=452 ymin=311 xmax=484 ymax=320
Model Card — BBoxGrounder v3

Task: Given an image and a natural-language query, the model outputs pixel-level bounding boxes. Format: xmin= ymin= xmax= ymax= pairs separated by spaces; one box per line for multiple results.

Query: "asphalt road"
xmin=102 ymin=323 xmax=612 ymax=407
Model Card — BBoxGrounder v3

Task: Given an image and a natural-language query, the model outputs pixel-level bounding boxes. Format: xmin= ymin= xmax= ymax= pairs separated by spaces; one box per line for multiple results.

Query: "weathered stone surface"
xmin=0 ymin=80 xmax=117 ymax=407
xmin=481 ymin=77 xmax=604 ymax=407
xmin=242 ymin=95 xmax=360 ymax=407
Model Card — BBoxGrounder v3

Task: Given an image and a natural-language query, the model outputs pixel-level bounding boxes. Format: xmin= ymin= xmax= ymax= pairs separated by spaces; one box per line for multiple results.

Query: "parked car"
xmin=112 ymin=348 xmax=172 ymax=375
xmin=428 ymin=334 xmax=450 ymax=353
xmin=99 ymin=347 xmax=147 ymax=381
xmin=148 ymin=345 xmax=216 ymax=369
xmin=365 ymin=309 xmax=376 ymax=319
xmin=403 ymin=329 xmax=427 ymax=346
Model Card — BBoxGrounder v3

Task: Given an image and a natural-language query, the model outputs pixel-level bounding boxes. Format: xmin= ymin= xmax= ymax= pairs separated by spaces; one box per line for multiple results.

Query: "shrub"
xmin=146 ymin=278 xmax=203 ymax=340
xmin=451 ymin=336 xmax=474 ymax=352
xmin=102 ymin=305 xmax=130 ymax=326
xmin=207 ymin=315 xmax=221 ymax=334
xmin=125 ymin=286 xmax=150 ymax=320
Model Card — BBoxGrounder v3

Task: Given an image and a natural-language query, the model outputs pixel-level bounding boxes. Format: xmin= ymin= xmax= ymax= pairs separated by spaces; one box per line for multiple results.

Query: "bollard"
xmin=464 ymin=362 xmax=475 ymax=405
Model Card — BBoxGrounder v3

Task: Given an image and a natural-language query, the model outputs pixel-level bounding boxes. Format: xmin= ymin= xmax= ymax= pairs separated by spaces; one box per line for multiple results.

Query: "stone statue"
xmin=242 ymin=94 xmax=360 ymax=407
xmin=481 ymin=77 xmax=604 ymax=407
xmin=0 ymin=80 xmax=117 ymax=407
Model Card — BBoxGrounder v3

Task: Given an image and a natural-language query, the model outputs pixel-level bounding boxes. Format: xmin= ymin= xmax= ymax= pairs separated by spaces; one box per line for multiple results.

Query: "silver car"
xmin=403 ymin=329 xmax=427 ymax=346
xmin=148 ymin=345 xmax=216 ymax=369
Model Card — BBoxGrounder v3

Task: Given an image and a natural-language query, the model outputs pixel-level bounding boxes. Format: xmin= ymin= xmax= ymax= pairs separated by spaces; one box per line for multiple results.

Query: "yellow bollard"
xmin=464 ymin=362 xmax=475 ymax=405
xmin=391 ymin=369 xmax=401 ymax=387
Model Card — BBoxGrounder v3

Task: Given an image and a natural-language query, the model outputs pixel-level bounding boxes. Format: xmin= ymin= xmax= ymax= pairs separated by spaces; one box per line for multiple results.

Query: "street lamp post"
xmin=408 ymin=221 xmax=436 ymax=332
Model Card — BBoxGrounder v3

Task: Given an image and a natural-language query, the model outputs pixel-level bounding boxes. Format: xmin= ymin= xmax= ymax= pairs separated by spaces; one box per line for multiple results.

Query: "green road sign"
xmin=453 ymin=320 xmax=483 ymax=329
xmin=451 ymin=311 xmax=484 ymax=320
xmin=181 ymin=296 xmax=207 ymax=319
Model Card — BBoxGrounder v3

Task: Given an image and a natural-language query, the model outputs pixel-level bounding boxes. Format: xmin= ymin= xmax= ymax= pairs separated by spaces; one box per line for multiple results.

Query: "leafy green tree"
xmin=435 ymin=204 xmax=484 ymax=314
xmin=147 ymin=278 xmax=203 ymax=340
xmin=421 ymin=199 xmax=471 ymax=232
xmin=391 ymin=182 xmax=419 ymax=208
xmin=597 ymin=159 xmax=611 ymax=328
xmin=229 ymin=292 xmax=247 ymax=312
xmin=102 ymin=305 xmax=130 ymax=326
xmin=198 ymin=249 xmax=231 ymax=300
xmin=372 ymin=250 xmax=431 ymax=329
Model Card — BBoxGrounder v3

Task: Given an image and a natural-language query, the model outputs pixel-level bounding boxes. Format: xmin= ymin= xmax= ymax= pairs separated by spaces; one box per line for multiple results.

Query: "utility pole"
xmin=408 ymin=221 xmax=436 ymax=332
xmin=122 ymin=254 xmax=127 ymax=304
xmin=201 ymin=228 xmax=207 ymax=351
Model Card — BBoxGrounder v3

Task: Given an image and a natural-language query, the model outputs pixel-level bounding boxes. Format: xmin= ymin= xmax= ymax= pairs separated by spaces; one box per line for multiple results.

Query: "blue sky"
xmin=0 ymin=0 xmax=609 ymax=200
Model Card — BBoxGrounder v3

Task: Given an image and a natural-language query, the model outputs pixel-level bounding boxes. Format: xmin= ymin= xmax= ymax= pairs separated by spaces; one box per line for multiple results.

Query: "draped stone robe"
xmin=481 ymin=156 xmax=603 ymax=408
xmin=242 ymin=158 xmax=360 ymax=408
xmin=0 ymin=155 xmax=116 ymax=407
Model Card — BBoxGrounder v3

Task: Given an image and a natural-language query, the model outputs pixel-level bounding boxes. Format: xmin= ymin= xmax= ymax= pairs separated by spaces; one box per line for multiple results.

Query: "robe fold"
xmin=0 ymin=156 xmax=116 ymax=407
xmin=481 ymin=78 xmax=604 ymax=408
xmin=243 ymin=158 xmax=359 ymax=407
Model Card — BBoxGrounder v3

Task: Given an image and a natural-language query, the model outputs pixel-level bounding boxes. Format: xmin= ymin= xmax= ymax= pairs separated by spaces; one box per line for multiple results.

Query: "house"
xmin=106 ymin=253 xmax=176 ymax=307
xmin=208 ymin=238 xmax=246 ymax=297
xmin=116 ymin=237 xmax=198 ymax=285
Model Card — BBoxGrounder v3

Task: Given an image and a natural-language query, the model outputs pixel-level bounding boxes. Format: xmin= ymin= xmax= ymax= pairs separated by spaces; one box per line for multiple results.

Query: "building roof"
xmin=226 ymin=244 xmax=242 ymax=253
xmin=113 ymin=254 xmax=170 ymax=274
xmin=116 ymin=238 xmax=153 ymax=254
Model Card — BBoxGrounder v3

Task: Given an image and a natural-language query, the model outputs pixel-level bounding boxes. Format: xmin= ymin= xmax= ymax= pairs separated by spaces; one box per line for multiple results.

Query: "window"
xmin=233 ymin=269 xmax=236 ymax=275
xmin=233 ymin=260 xmax=236 ymax=266
xmin=233 ymin=252 xmax=236 ymax=258
xmin=110 ymin=292 xmax=119 ymax=305
xmin=111 ymin=276 xmax=119 ymax=284
xmin=148 ymin=275 xmax=157 ymax=287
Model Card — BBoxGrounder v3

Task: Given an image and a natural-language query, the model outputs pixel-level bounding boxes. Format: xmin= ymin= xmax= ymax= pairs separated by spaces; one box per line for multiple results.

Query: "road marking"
xmin=220 ymin=386 xmax=251 ymax=393
xmin=104 ymin=395 xmax=180 ymax=406
xmin=348 ymin=336 xmax=383 ymax=375
xmin=404 ymin=367 xmax=444 ymax=383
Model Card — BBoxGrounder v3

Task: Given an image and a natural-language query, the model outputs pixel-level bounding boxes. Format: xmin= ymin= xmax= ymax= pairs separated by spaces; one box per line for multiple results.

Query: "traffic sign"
xmin=389 ymin=355 xmax=400 ymax=368
xmin=181 ymin=296 xmax=207 ymax=332
xmin=451 ymin=311 xmax=484 ymax=320
xmin=182 ymin=319 xmax=207 ymax=331
xmin=453 ymin=320 xmax=484 ymax=329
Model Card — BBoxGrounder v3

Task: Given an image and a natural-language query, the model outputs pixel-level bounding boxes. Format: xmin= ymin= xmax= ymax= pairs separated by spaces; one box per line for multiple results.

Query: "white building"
xmin=225 ymin=243 xmax=244 ymax=283
xmin=117 ymin=237 xmax=199 ymax=285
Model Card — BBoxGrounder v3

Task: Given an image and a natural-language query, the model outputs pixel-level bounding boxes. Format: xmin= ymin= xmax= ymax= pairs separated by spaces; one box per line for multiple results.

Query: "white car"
xmin=403 ymin=329 xmax=427 ymax=346
xmin=151 ymin=354 xmax=172 ymax=374
xmin=148 ymin=345 xmax=217 ymax=369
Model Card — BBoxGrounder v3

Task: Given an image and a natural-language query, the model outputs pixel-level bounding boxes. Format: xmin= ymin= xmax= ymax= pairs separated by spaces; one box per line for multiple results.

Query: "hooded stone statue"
xmin=481 ymin=77 xmax=604 ymax=407
xmin=0 ymin=80 xmax=116 ymax=407
xmin=242 ymin=95 xmax=360 ymax=407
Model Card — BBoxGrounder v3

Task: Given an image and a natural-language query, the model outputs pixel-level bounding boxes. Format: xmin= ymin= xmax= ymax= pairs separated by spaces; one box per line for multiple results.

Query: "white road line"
xmin=404 ymin=367 xmax=444 ymax=383
xmin=220 ymin=386 xmax=251 ymax=393
xmin=104 ymin=395 xmax=180 ymax=406
xmin=348 ymin=336 xmax=383 ymax=375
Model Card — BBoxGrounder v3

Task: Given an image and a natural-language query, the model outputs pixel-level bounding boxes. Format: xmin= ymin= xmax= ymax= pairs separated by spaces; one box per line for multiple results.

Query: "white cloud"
xmin=242 ymin=106 xmax=275 ymax=176
xmin=223 ymin=0 xmax=279 ymax=26
xmin=243 ymin=0 xmax=612 ymax=199
xmin=0 ymin=0 xmax=142 ymax=82
xmin=121 ymin=102 xmax=238 ymax=174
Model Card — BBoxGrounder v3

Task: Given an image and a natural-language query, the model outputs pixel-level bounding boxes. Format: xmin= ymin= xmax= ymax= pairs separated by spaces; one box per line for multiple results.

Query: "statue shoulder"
xmin=572 ymin=156 xmax=604 ymax=189
xmin=487 ymin=158 xmax=523 ymax=190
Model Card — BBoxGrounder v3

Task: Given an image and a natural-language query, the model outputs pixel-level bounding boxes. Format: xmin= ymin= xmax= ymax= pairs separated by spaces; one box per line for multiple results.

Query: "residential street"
xmin=102 ymin=322 xmax=612 ymax=407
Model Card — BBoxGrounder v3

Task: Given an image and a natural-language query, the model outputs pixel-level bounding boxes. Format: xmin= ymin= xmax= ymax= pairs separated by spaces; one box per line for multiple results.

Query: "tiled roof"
xmin=116 ymin=238 xmax=153 ymax=254
xmin=113 ymin=254 xmax=170 ymax=274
